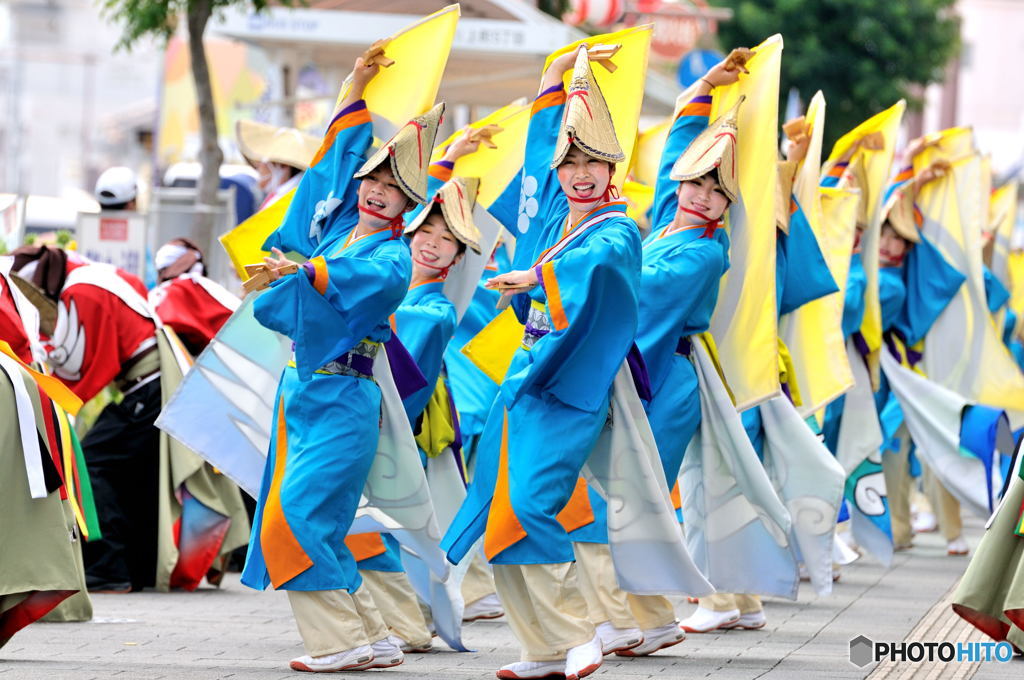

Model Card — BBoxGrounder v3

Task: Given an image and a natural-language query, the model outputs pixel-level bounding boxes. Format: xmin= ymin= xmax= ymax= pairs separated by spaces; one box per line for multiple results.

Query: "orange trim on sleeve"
xmin=310 ymin=108 xmax=372 ymax=168
xmin=310 ymin=256 xmax=329 ymax=295
xmin=826 ymin=163 xmax=847 ymax=179
xmin=429 ymin=163 xmax=453 ymax=182
xmin=484 ymin=411 xmax=528 ymax=561
xmin=893 ymin=166 xmax=913 ymax=183
xmin=345 ymin=532 xmax=389 ymax=562
xmin=670 ymin=481 xmax=682 ymax=511
xmin=261 ymin=397 xmax=314 ymax=587
xmin=541 ymin=262 xmax=569 ymax=331
xmin=531 ymin=90 xmax=567 ymax=115
xmin=556 ymin=477 xmax=595 ymax=533
xmin=677 ymin=101 xmax=711 ymax=119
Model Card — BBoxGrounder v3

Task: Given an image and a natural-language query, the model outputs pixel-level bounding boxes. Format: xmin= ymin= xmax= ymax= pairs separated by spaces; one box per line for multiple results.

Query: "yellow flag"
xmin=1008 ymin=247 xmax=1024 ymax=339
xmin=780 ymin=186 xmax=859 ymax=415
xmin=621 ymin=180 xmax=655 ymax=230
xmin=991 ymin=181 xmax=1020 ymax=331
xmin=219 ymin=189 xmax=295 ymax=278
xmin=216 ymin=6 xmax=459 ymax=277
xmin=544 ymin=24 xmax=653 ymax=188
xmin=461 ymin=307 xmax=525 ymax=384
xmin=919 ymin=126 xmax=975 ymax=166
xmin=335 ymin=4 xmax=460 ymax=139
xmin=918 ymin=155 xmax=1024 ymax=426
xmin=630 ymin=119 xmax=671 ymax=187
xmin=707 ymin=34 xmax=783 ymax=410
xmin=827 ymin=100 xmax=906 ymax=387
xmin=432 ymin=100 xmax=531 ymax=210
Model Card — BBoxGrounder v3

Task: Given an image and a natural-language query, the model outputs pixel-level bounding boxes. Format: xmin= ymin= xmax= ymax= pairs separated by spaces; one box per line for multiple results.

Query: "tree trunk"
xmin=186 ymin=0 xmax=224 ymax=236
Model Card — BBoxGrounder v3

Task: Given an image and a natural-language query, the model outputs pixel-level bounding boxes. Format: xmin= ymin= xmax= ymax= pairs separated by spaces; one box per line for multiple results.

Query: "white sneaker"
xmin=391 ymin=634 xmax=432 ymax=653
xmin=721 ymin=610 xmax=766 ymax=630
xmin=595 ymin=621 xmax=643 ymax=654
xmin=352 ymin=636 xmax=404 ymax=669
xmin=496 ymin=660 xmax=565 ymax=679
xmin=680 ymin=606 xmax=740 ymax=633
xmin=289 ymin=644 xmax=374 ymax=672
xmin=912 ymin=511 xmax=938 ymax=533
xmin=565 ymin=634 xmax=602 ymax=680
xmin=947 ymin=537 xmax=969 ymax=555
xmin=464 ymin=592 xmax=505 ymax=621
xmin=616 ymin=622 xmax=685 ymax=656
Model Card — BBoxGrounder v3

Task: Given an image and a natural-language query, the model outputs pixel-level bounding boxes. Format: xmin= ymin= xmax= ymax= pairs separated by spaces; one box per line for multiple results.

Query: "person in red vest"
xmin=148 ymin=238 xmax=239 ymax=356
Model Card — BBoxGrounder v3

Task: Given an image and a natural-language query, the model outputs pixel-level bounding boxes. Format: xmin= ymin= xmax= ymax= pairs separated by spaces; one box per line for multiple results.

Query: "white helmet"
xmin=94 ymin=166 xmax=138 ymax=207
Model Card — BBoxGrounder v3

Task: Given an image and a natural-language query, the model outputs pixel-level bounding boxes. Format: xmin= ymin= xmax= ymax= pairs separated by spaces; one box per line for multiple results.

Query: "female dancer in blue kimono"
xmin=563 ymin=52 xmax=746 ymax=655
xmin=350 ymin=160 xmax=489 ymax=653
xmin=442 ymin=45 xmax=642 ymax=680
xmin=241 ymin=54 xmax=444 ymax=673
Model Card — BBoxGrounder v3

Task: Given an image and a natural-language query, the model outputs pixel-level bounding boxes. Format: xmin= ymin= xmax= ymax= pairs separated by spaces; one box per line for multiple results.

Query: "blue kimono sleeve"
xmin=878 ymin=267 xmax=908 ymax=332
xmin=510 ymin=85 xmax=570 ymax=271
xmin=842 ymin=254 xmax=867 ymax=337
xmin=254 ymin=238 xmax=411 ymax=379
xmin=883 ymin=166 xmax=915 ymax=203
xmin=637 ymin=238 xmax=727 ymax=394
xmin=501 ymin=218 xmax=642 ymax=413
xmin=896 ymin=233 xmax=966 ymax=345
xmin=984 ymin=266 xmax=1011 ymax=313
xmin=651 ymin=96 xmax=712 ymax=232
xmin=262 ymin=101 xmax=373 ymax=258
xmin=779 ymin=196 xmax=839 ymax=315
xmin=394 ymin=294 xmax=457 ymax=420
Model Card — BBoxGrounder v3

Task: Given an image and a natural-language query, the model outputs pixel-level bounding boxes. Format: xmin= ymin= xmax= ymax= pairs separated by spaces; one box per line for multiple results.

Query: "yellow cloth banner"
xmin=780 ymin=185 xmax=859 ymax=416
xmin=334 ymin=4 xmax=459 ymax=138
xmin=432 ymin=100 xmax=530 ymax=210
xmin=217 ymin=6 xmax=460 ymax=277
xmin=827 ymin=100 xmax=906 ymax=388
xmin=707 ymin=34 xmax=783 ymax=410
xmin=988 ymin=180 xmax=1017 ymax=292
xmin=1008 ymin=249 xmax=1024 ymax=339
xmin=0 ymin=340 xmax=82 ymax=415
xmin=544 ymin=24 xmax=653 ymax=189
xmin=629 ymin=119 xmax=670 ymax=187
xmin=622 ymin=180 xmax=655 ymax=230
xmin=415 ymin=377 xmax=456 ymax=458
xmin=460 ymin=307 xmax=525 ymax=385
xmin=918 ymin=154 xmax=1024 ymax=426
xmin=219 ymin=189 xmax=296 ymax=278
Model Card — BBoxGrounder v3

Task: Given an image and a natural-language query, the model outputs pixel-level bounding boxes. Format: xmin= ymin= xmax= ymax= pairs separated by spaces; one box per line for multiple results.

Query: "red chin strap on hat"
xmin=678 ymin=207 xmax=722 ymax=237
xmin=566 ymin=183 xmax=619 ymax=205
xmin=358 ymin=204 xmax=405 ymax=238
xmin=412 ymin=256 xmax=453 ymax=280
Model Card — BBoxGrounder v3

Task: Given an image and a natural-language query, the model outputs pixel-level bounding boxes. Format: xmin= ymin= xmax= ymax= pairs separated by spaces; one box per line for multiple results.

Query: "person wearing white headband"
xmin=147 ymin=239 xmax=241 ymax=356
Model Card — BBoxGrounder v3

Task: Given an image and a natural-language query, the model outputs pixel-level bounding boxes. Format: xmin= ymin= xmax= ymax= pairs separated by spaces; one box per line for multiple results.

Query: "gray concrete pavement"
xmin=3 ymin=517 xmax=1022 ymax=679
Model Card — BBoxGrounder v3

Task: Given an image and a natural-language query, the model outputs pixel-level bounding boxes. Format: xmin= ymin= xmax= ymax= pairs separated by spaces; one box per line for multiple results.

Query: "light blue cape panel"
xmin=878 ymin=266 xmax=908 ymax=332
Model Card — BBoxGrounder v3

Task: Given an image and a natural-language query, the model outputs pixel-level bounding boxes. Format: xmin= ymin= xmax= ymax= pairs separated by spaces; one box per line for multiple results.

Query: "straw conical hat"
xmin=354 ymin=103 xmax=445 ymax=205
xmin=236 ymin=120 xmax=320 ymax=170
xmin=670 ymin=97 xmax=744 ymax=203
xmin=405 ymin=176 xmax=483 ymax=254
xmin=775 ymin=159 xmax=797 ymax=234
xmin=550 ymin=48 xmax=625 ymax=169
xmin=880 ymin=187 xmax=921 ymax=243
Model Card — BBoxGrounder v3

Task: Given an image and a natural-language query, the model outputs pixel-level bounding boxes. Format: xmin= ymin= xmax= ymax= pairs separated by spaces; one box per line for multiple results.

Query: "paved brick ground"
xmin=3 ymin=517 xmax=1022 ymax=679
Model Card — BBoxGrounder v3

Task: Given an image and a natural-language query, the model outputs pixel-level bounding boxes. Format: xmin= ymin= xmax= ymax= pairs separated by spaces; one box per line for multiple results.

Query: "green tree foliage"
xmin=710 ymin=0 xmax=960 ymax=144
xmin=101 ymin=0 xmax=289 ymax=233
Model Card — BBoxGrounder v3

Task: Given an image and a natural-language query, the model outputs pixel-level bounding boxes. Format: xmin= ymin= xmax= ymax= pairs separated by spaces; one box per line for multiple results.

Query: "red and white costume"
xmin=149 ymin=274 xmax=239 ymax=355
